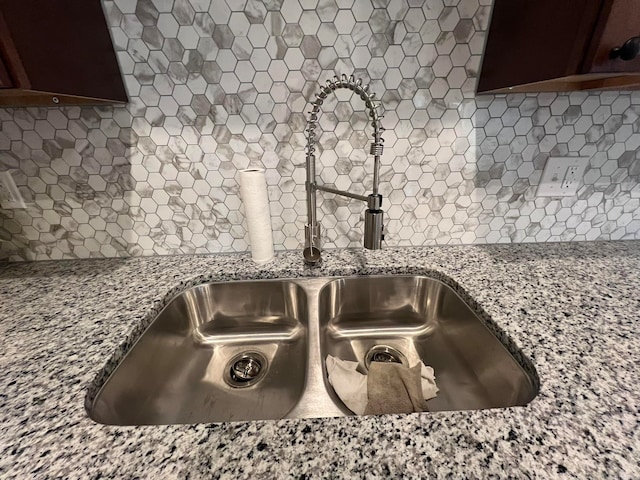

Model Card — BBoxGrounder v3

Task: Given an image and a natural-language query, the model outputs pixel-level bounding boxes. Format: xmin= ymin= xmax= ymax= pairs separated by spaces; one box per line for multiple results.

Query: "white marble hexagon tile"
xmin=0 ymin=0 xmax=639 ymax=260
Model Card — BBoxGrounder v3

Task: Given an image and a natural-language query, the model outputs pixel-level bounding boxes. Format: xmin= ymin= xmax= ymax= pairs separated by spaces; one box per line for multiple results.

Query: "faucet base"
xmin=303 ymin=246 xmax=322 ymax=266
xmin=304 ymin=223 xmax=322 ymax=266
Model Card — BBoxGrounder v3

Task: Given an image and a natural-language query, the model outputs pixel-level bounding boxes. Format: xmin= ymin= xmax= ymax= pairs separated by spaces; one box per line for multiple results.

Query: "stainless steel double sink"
xmin=87 ymin=276 xmax=538 ymax=425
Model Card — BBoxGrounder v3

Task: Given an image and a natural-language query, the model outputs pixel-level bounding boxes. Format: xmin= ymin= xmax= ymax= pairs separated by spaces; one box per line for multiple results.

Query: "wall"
xmin=1 ymin=0 xmax=639 ymax=261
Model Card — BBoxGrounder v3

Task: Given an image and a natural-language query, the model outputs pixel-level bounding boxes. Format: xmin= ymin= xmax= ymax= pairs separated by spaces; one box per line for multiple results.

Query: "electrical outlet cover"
xmin=0 ymin=171 xmax=26 ymax=209
xmin=537 ymin=157 xmax=590 ymax=197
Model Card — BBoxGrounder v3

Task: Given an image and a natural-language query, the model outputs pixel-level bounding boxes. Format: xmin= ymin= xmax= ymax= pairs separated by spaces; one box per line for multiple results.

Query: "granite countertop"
xmin=0 ymin=242 xmax=639 ymax=479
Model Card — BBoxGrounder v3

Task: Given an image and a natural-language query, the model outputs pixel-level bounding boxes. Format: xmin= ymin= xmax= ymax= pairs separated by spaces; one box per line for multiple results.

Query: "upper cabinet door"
xmin=0 ymin=0 xmax=127 ymax=105
xmin=0 ymin=58 xmax=12 ymax=88
xmin=477 ymin=0 xmax=602 ymax=93
xmin=583 ymin=0 xmax=640 ymax=74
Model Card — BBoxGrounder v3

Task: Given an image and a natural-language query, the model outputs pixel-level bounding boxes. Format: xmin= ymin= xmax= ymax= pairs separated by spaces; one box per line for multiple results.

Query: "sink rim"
xmin=85 ymin=273 xmax=540 ymax=425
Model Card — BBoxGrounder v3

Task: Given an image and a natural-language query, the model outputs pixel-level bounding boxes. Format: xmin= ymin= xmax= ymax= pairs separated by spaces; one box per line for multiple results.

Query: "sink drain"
xmin=364 ymin=345 xmax=408 ymax=370
xmin=224 ymin=352 xmax=268 ymax=388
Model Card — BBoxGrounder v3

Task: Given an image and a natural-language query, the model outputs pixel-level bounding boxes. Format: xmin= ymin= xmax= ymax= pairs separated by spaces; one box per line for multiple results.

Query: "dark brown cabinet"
xmin=478 ymin=0 xmax=640 ymax=93
xmin=0 ymin=57 xmax=12 ymax=88
xmin=0 ymin=0 xmax=127 ymax=106
xmin=584 ymin=0 xmax=640 ymax=74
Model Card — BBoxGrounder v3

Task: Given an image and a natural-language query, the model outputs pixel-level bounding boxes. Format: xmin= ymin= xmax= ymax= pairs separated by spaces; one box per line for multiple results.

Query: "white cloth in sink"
xmin=420 ymin=364 xmax=439 ymax=401
xmin=326 ymin=355 xmax=369 ymax=415
xmin=325 ymin=355 xmax=439 ymax=415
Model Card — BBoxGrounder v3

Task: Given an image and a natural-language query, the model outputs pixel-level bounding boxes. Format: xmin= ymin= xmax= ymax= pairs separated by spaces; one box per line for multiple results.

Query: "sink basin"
xmin=88 ymin=280 xmax=308 ymax=425
xmin=318 ymin=276 xmax=538 ymax=413
xmin=88 ymin=275 xmax=538 ymax=425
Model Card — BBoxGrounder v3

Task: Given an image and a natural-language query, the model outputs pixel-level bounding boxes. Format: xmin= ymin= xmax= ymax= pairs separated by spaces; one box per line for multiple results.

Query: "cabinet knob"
xmin=610 ymin=36 xmax=640 ymax=61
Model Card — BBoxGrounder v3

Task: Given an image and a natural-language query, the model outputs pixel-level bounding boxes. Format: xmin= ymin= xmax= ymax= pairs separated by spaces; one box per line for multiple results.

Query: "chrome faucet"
xmin=303 ymin=74 xmax=386 ymax=266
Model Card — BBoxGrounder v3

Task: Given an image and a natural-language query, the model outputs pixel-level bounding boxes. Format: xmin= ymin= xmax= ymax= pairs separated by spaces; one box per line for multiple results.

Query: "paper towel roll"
xmin=238 ymin=168 xmax=275 ymax=265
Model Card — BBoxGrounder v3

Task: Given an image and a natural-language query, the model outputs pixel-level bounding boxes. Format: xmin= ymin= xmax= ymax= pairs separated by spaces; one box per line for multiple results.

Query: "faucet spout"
xmin=303 ymin=74 xmax=386 ymax=266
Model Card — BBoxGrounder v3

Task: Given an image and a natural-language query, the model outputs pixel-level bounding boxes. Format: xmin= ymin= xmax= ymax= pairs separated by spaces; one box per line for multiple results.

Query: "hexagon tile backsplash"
xmin=1 ymin=0 xmax=640 ymax=261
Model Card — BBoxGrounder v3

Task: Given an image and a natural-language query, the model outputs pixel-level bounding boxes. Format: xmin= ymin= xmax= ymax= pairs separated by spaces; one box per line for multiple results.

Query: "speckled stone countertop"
xmin=1 ymin=242 xmax=639 ymax=479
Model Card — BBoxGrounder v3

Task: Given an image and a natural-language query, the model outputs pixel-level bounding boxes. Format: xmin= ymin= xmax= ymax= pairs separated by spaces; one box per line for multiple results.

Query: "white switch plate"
xmin=0 ymin=171 xmax=26 ymax=209
xmin=537 ymin=157 xmax=590 ymax=197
